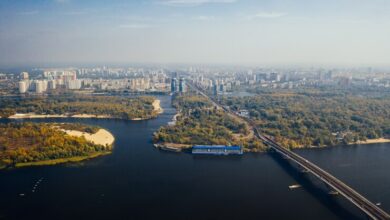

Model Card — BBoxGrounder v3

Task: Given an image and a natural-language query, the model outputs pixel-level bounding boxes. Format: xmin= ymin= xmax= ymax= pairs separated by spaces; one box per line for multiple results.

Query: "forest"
xmin=0 ymin=95 xmax=159 ymax=120
xmin=220 ymin=89 xmax=390 ymax=148
xmin=153 ymin=94 xmax=265 ymax=151
xmin=0 ymin=123 xmax=112 ymax=169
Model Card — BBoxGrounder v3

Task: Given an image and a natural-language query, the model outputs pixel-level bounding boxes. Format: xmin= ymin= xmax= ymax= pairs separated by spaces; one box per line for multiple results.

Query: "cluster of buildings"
xmin=170 ymin=72 xmax=187 ymax=93
xmin=14 ymin=66 xmax=390 ymax=95
xmin=186 ymin=66 xmax=390 ymax=94
xmin=18 ymin=70 xmax=80 ymax=93
xmin=18 ymin=68 xmax=172 ymax=94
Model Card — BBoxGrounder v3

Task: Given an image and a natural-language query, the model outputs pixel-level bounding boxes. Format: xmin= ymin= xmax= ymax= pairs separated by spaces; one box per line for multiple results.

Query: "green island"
xmin=0 ymin=123 xmax=114 ymax=169
xmin=0 ymin=95 xmax=162 ymax=120
xmin=220 ymin=87 xmax=390 ymax=148
xmin=153 ymin=94 xmax=265 ymax=152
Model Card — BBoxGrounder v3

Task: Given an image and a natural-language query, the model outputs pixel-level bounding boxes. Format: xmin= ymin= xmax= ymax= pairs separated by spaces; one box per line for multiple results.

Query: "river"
xmin=0 ymin=95 xmax=389 ymax=220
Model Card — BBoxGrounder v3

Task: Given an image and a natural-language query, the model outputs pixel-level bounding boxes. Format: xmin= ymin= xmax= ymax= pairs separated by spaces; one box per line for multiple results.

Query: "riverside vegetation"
xmin=0 ymin=95 xmax=160 ymax=120
xmin=220 ymin=87 xmax=390 ymax=148
xmin=0 ymin=123 xmax=113 ymax=169
xmin=153 ymin=94 xmax=265 ymax=151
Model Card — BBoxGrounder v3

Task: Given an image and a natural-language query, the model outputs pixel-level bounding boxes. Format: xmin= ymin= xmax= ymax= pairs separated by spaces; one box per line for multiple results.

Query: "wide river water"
xmin=0 ymin=95 xmax=389 ymax=220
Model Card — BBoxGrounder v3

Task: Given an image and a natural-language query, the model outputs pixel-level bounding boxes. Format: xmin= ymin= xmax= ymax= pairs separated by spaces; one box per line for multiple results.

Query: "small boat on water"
xmin=154 ymin=144 xmax=182 ymax=152
xmin=329 ymin=191 xmax=339 ymax=195
xmin=376 ymin=202 xmax=382 ymax=206
xmin=289 ymin=184 xmax=301 ymax=189
xmin=160 ymin=145 xmax=181 ymax=152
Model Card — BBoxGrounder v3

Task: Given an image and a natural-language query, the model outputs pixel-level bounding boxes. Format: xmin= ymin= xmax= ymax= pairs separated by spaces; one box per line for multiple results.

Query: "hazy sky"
xmin=1 ymin=0 xmax=390 ymax=66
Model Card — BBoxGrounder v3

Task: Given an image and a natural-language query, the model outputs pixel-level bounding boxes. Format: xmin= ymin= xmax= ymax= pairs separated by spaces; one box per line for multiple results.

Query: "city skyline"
xmin=1 ymin=0 xmax=390 ymax=67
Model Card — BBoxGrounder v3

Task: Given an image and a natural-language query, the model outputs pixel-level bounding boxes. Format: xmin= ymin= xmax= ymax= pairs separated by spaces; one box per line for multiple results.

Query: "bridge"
xmin=187 ymin=82 xmax=390 ymax=220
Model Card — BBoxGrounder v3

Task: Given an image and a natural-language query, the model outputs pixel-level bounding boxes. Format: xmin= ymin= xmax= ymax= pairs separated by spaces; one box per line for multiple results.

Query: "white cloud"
xmin=247 ymin=12 xmax=287 ymax=20
xmin=159 ymin=0 xmax=236 ymax=7
xmin=118 ymin=24 xmax=152 ymax=29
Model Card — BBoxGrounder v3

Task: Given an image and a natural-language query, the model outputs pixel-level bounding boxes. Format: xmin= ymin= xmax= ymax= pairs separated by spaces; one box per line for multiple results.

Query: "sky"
xmin=0 ymin=0 xmax=390 ymax=67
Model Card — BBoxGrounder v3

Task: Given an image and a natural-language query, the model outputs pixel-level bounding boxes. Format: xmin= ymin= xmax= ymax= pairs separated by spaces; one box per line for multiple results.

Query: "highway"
xmin=187 ymin=82 xmax=390 ymax=220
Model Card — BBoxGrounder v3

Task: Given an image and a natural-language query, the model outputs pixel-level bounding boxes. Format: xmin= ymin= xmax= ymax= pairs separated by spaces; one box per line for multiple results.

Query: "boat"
xmin=160 ymin=145 xmax=181 ymax=152
xmin=289 ymin=184 xmax=301 ymax=189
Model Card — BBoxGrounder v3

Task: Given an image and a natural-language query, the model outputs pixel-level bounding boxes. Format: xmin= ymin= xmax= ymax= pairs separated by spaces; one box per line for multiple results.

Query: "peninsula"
xmin=0 ymin=123 xmax=115 ymax=169
xmin=153 ymin=94 xmax=265 ymax=152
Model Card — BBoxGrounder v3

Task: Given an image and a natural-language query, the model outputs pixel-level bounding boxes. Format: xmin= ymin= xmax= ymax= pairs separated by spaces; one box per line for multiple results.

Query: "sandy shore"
xmin=352 ymin=138 xmax=390 ymax=145
xmin=71 ymin=114 xmax=111 ymax=118
xmin=6 ymin=99 xmax=162 ymax=120
xmin=7 ymin=113 xmax=112 ymax=119
xmin=8 ymin=113 xmax=67 ymax=119
xmin=153 ymin=99 xmax=163 ymax=114
xmin=63 ymin=129 xmax=115 ymax=146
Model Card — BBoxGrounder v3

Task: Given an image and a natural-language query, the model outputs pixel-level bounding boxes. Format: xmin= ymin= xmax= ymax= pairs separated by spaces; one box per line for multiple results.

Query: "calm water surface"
xmin=0 ymin=95 xmax=389 ymax=220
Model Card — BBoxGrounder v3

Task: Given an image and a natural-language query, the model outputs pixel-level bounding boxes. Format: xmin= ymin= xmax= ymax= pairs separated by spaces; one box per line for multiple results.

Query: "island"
xmin=153 ymin=94 xmax=265 ymax=152
xmin=0 ymin=123 xmax=115 ymax=169
xmin=0 ymin=95 xmax=163 ymax=120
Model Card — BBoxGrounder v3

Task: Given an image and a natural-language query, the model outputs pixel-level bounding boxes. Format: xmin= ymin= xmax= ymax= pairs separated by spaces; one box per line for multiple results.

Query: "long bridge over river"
xmin=187 ymin=82 xmax=390 ymax=220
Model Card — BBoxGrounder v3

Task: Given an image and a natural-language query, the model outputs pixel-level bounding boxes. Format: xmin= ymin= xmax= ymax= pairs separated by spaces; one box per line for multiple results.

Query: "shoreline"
xmin=154 ymin=137 xmax=390 ymax=154
xmin=350 ymin=138 xmax=390 ymax=145
xmin=14 ymin=151 xmax=112 ymax=168
xmin=4 ymin=99 xmax=164 ymax=121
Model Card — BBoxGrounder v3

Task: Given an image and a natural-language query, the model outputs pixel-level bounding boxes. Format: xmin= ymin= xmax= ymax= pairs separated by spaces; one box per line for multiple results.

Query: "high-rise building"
xmin=48 ymin=80 xmax=56 ymax=90
xmin=18 ymin=81 xmax=29 ymax=93
xmin=213 ymin=81 xmax=218 ymax=95
xmin=270 ymin=73 xmax=281 ymax=82
xmin=219 ymin=84 xmax=225 ymax=92
xmin=35 ymin=81 xmax=44 ymax=93
xmin=66 ymin=79 xmax=82 ymax=90
xmin=179 ymin=78 xmax=186 ymax=93
xmin=20 ymin=72 xmax=29 ymax=80
xmin=171 ymin=78 xmax=178 ymax=92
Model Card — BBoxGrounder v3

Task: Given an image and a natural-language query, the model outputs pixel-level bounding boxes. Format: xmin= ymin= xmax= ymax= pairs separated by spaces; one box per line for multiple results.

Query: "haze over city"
xmin=1 ymin=0 xmax=390 ymax=66
xmin=1 ymin=1 xmax=390 ymax=220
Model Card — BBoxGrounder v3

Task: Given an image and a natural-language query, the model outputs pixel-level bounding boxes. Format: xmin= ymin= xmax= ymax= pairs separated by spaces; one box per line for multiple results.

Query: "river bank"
xmin=14 ymin=151 xmax=112 ymax=168
xmin=4 ymin=98 xmax=164 ymax=121
xmin=352 ymin=138 xmax=390 ymax=145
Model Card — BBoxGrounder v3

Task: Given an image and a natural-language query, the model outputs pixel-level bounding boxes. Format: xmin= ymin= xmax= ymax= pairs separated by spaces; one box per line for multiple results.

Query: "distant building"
xmin=270 ymin=73 xmax=281 ymax=82
xmin=179 ymin=78 xmax=186 ymax=92
xmin=34 ymin=81 xmax=45 ymax=93
xmin=237 ymin=109 xmax=249 ymax=118
xmin=213 ymin=83 xmax=218 ymax=95
xmin=20 ymin=72 xmax=29 ymax=80
xmin=171 ymin=78 xmax=178 ymax=92
xmin=66 ymin=79 xmax=82 ymax=90
xmin=48 ymin=80 xmax=56 ymax=90
xmin=219 ymin=84 xmax=225 ymax=92
xmin=18 ymin=81 xmax=29 ymax=93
